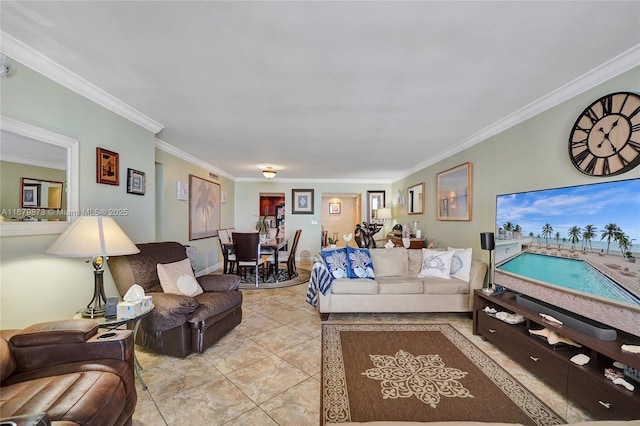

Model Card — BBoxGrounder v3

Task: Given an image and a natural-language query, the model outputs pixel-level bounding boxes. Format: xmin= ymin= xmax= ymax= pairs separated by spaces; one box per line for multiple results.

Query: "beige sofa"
xmin=312 ymin=247 xmax=487 ymax=319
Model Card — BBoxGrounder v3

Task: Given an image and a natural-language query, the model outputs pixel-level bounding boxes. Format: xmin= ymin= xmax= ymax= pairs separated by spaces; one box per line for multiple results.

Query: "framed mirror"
xmin=407 ymin=182 xmax=424 ymax=215
xmin=1 ymin=116 xmax=79 ymax=236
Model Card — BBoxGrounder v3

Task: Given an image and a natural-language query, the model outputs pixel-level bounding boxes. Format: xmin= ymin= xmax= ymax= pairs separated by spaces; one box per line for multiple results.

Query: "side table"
xmin=74 ymin=306 xmax=154 ymax=390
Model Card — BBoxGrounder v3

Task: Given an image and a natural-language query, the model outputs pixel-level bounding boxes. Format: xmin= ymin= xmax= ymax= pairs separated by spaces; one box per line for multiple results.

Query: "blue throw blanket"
xmin=305 ymin=255 xmax=334 ymax=307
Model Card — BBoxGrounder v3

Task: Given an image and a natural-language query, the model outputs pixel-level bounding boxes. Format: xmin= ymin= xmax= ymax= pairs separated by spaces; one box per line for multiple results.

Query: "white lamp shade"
xmin=375 ymin=208 xmax=392 ymax=220
xmin=45 ymin=216 xmax=140 ymax=257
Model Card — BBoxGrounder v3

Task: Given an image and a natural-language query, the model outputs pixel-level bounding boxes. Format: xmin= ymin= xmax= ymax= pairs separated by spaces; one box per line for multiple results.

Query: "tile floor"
xmin=132 ymin=271 xmax=592 ymax=425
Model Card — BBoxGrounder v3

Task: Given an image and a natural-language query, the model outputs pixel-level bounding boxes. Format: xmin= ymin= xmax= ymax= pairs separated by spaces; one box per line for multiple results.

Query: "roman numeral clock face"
xmin=569 ymin=92 xmax=640 ymax=176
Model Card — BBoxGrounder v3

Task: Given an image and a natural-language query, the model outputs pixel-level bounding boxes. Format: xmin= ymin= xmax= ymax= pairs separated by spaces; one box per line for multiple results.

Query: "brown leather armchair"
xmin=108 ymin=241 xmax=242 ymax=358
xmin=0 ymin=319 xmax=136 ymax=426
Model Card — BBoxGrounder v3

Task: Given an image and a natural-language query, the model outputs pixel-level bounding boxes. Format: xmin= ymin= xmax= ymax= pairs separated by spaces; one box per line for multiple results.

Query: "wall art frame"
xmin=437 ymin=162 xmax=472 ymax=221
xmin=96 ymin=147 xmax=119 ymax=185
xmin=292 ymin=189 xmax=314 ymax=214
xmin=329 ymin=202 xmax=341 ymax=214
xmin=126 ymin=168 xmax=146 ymax=195
xmin=189 ymin=174 xmax=221 ymax=240
xmin=367 ymin=190 xmax=386 ymax=223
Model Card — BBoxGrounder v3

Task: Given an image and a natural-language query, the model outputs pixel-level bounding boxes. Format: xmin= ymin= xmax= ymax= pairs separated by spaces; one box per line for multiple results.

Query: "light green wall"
xmin=1 ymin=161 xmax=66 ymax=219
xmin=0 ymin=60 xmax=157 ymax=328
xmin=391 ymin=66 xmax=640 ymax=270
xmin=234 ymin=182 xmax=391 ymax=258
xmin=155 ymin=148 xmax=235 ymax=273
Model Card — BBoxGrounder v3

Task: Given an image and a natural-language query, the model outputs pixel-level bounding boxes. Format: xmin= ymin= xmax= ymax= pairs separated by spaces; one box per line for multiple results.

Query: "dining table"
xmin=223 ymin=237 xmax=288 ymax=276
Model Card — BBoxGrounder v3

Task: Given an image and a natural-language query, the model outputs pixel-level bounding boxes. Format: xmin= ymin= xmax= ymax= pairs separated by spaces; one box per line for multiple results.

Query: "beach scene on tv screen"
xmin=495 ymin=178 xmax=640 ymax=306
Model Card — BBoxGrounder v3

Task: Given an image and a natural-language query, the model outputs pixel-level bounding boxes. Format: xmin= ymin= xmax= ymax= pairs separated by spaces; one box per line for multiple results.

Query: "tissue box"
xmin=117 ymin=300 xmax=142 ymax=319
xmin=140 ymin=295 xmax=153 ymax=312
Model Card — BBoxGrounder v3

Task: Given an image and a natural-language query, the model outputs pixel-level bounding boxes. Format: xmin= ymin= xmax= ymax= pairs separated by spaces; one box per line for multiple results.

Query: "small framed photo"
xmin=22 ymin=185 xmax=39 ymax=207
xmin=329 ymin=202 xmax=341 ymax=214
xmin=96 ymin=147 xmax=119 ymax=185
xmin=126 ymin=168 xmax=146 ymax=195
xmin=292 ymin=189 xmax=314 ymax=214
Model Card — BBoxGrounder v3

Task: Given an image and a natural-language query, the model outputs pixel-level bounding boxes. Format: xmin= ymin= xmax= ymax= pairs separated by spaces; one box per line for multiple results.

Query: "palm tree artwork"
xmin=189 ymin=175 xmax=221 ymax=240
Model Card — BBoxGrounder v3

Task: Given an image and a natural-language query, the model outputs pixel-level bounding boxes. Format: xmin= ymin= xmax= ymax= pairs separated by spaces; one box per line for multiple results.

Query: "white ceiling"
xmin=2 ymin=1 xmax=639 ymax=182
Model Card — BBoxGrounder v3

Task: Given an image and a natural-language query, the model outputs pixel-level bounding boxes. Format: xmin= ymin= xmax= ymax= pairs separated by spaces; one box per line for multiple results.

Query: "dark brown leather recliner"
xmin=0 ymin=319 xmax=136 ymax=426
xmin=108 ymin=241 xmax=242 ymax=358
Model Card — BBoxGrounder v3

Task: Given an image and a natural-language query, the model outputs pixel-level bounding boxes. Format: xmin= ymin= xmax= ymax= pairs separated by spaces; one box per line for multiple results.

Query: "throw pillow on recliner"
xmin=157 ymin=258 xmax=204 ymax=297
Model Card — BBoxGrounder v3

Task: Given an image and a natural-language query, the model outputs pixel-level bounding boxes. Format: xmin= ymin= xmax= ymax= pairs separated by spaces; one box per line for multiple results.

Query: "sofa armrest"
xmin=8 ymin=320 xmax=134 ymax=374
xmin=468 ymin=260 xmax=488 ymax=291
xmin=197 ymin=274 xmax=240 ymax=292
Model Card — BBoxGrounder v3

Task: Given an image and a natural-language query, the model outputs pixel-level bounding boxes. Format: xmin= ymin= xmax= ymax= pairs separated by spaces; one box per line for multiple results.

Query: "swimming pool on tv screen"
xmin=498 ymin=253 xmax=640 ymax=306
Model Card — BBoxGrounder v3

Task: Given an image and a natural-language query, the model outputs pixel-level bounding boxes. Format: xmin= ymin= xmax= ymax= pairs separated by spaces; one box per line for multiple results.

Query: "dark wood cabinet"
xmin=473 ymin=290 xmax=640 ymax=420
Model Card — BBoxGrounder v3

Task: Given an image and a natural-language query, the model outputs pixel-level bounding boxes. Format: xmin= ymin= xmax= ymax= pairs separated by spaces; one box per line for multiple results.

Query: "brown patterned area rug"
xmin=322 ymin=323 xmax=564 ymax=426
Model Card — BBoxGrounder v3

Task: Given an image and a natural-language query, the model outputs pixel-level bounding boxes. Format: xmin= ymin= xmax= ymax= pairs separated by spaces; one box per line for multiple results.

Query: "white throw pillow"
xmin=447 ymin=247 xmax=473 ymax=281
xmin=157 ymin=258 xmax=203 ymax=297
xmin=418 ymin=249 xmax=454 ymax=279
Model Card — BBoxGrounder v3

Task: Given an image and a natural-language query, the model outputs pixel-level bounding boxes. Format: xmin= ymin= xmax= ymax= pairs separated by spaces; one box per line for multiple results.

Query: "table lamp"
xmin=480 ymin=232 xmax=495 ymax=291
xmin=45 ymin=216 xmax=140 ymax=318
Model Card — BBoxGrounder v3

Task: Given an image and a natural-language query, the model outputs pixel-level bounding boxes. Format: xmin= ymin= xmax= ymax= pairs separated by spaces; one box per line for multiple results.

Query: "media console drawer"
xmin=510 ymin=334 xmax=569 ymax=393
xmin=477 ymin=313 xmax=513 ymax=352
xmin=567 ymin=365 xmax=640 ymax=420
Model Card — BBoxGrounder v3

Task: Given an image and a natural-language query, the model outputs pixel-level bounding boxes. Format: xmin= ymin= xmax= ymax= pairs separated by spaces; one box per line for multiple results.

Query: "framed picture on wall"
xmin=437 ymin=162 xmax=472 ymax=221
xmin=329 ymin=202 xmax=341 ymax=214
xmin=22 ymin=185 xmax=39 ymax=207
xmin=292 ymin=189 xmax=314 ymax=214
xmin=126 ymin=168 xmax=145 ymax=195
xmin=96 ymin=147 xmax=119 ymax=185
xmin=367 ymin=190 xmax=386 ymax=223
xmin=189 ymin=174 xmax=221 ymax=240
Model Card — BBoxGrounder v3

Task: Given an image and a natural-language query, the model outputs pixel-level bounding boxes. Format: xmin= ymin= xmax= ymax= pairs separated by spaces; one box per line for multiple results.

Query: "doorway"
xmin=259 ymin=192 xmax=285 ymax=239
xmin=320 ymin=193 xmax=361 ymax=248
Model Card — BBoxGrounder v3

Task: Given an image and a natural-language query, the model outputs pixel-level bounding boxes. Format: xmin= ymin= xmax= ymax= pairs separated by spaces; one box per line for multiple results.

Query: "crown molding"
xmin=398 ymin=44 xmax=640 ymax=181
xmin=1 ymin=31 xmax=164 ymax=134
xmin=236 ymin=177 xmax=393 ymax=184
xmin=155 ymin=138 xmax=234 ymax=180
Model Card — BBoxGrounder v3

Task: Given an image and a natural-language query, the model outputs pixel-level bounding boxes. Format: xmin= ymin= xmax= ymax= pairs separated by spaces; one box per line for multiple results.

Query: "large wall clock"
xmin=568 ymin=91 xmax=640 ymax=176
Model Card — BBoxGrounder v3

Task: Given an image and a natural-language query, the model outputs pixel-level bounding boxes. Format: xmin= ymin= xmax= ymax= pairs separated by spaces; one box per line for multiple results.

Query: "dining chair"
xmin=226 ymin=228 xmax=236 ymax=242
xmin=232 ymin=232 xmax=266 ymax=287
xmin=217 ymin=230 xmax=236 ymax=274
xmin=267 ymin=229 xmax=302 ymax=282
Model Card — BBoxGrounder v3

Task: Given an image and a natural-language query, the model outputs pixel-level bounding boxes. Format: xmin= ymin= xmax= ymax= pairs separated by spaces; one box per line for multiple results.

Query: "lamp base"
xmin=81 ymin=307 xmax=106 ymax=318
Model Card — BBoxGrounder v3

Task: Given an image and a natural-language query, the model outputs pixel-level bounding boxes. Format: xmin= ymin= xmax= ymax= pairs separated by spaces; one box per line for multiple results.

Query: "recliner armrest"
xmin=9 ymin=320 xmax=134 ymax=374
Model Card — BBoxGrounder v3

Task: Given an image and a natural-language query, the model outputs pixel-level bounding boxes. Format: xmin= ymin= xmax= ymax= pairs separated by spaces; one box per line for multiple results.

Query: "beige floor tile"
xmin=249 ymin=324 xmax=310 ymax=353
xmin=226 ymin=354 xmax=310 ymax=405
xmin=260 ymin=377 xmax=320 ymax=426
xmin=132 ymin=402 xmax=166 ymax=425
xmin=201 ymin=334 xmax=275 ymax=374
xmin=158 ymin=375 xmax=256 ymax=426
xmin=277 ymin=337 xmax=322 ymax=376
xmin=222 ymin=407 xmax=279 ymax=426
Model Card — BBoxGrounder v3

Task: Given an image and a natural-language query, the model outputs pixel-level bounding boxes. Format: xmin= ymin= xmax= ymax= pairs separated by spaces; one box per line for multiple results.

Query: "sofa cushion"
xmin=407 ymin=249 xmax=423 ymax=277
xmin=346 ymin=246 xmax=375 ymax=279
xmin=157 ymin=258 xmax=204 ymax=297
xmin=321 ymin=248 xmax=349 ymax=279
xmin=1 ymin=336 xmax=16 ymax=382
xmin=370 ymin=248 xmax=408 ymax=277
xmin=448 ymin=247 xmax=473 ymax=281
xmin=377 ymin=277 xmax=424 ymax=294
xmin=189 ymin=291 xmax=243 ymax=324
xmin=423 ymin=277 xmax=470 ymax=294
xmin=418 ymin=249 xmax=454 ymax=279
xmin=331 ymin=278 xmax=379 ymax=294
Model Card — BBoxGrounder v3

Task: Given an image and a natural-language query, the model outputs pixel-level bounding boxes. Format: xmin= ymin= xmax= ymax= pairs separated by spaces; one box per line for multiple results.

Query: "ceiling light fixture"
xmin=262 ymin=167 xmax=277 ymax=180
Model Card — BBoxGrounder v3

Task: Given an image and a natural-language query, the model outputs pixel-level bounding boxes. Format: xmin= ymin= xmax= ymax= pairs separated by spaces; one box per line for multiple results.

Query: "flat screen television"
xmin=493 ymin=178 xmax=640 ymax=337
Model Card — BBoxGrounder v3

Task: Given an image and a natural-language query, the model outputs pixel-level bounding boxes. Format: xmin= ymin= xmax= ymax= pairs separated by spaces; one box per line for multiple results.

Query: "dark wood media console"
xmin=473 ymin=289 xmax=640 ymax=420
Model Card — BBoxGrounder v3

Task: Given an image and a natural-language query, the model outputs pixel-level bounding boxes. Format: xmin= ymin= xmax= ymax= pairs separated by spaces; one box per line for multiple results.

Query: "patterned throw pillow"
xmin=418 ymin=249 xmax=454 ymax=279
xmin=447 ymin=247 xmax=473 ymax=281
xmin=321 ymin=248 xmax=349 ymax=279
xmin=346 ymin=246 xmax=375 ymax=279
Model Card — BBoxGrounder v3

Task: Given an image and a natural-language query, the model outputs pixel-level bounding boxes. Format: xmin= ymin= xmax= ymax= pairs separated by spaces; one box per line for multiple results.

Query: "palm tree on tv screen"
xmin=568 ymin=226 xmax=581 ymax=251
xmin=541 ymin=223 xmax=553 ymax=249
xmin=601 ymin=223 xmax=620 ymax=255
xmin=582 ymin=224 xmax=597 ymax=252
